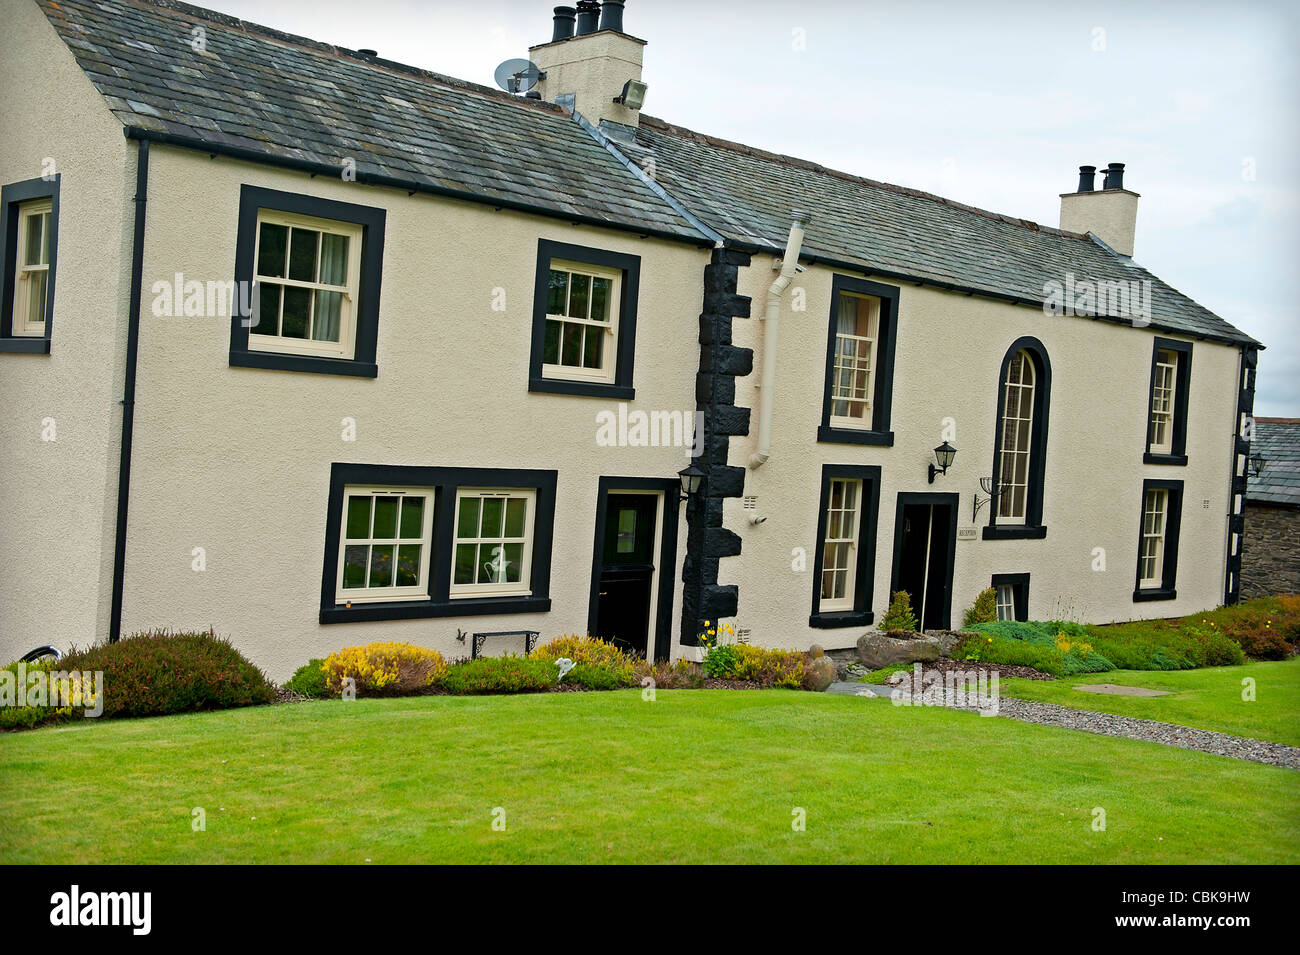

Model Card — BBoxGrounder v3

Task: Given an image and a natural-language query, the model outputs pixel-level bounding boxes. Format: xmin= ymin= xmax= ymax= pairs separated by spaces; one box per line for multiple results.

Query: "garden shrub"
xmin=440 ymin=656 xmax=556 ymax=694
xmin=880 ymin=590 xmax=918 ymax=632
xmin=562 ymin=663 xmax=632 ymax=691
xmin=953 ymin=633 xmax=1064 ymax=676
xmin=284 ymin=659 xmax=330 ymax=698
xmin=2 ymin=630 xmax=273 ymax=728
xmin=962 ymin=587 xmax=998 ymax=627
xmin=320 ymin=642 xmax=447 ymax=696
xmin=733 ymin=644 xmax=807 ymax=689
xmin=640 ymin=658 xmax=703 ymax=689
xmin=701 ymin=642 xmax=742 ymax=678
xmin=533 ymin=635 xmax=638 ymax=684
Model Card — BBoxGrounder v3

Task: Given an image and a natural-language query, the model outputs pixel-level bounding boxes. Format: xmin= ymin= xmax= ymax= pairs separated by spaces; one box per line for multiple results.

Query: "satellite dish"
xmin=494 ymin=58 xmax=543 ymax=94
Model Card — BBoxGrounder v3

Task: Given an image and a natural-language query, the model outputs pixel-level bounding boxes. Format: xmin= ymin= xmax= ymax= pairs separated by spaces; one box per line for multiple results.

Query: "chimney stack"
xmin=551 ymin=6 xmax=575 ymax=42
xmin=1059 ymin=161 xmax=1140 ymax=257
xmin=532 ymin=1 xmax=647 ymax=129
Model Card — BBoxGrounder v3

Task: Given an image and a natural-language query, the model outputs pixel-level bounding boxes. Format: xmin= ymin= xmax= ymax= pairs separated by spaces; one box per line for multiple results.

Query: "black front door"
xmin=893 ymin=496 xmax=956 ymax=631
xmin=593 ymin=494 xmax=658 ymax=657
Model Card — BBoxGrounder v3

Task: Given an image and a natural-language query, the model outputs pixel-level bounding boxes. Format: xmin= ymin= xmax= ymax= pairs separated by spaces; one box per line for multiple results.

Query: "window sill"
xmin=809 ymin=609 xmax=874 ymax=629
xmin=320 ymin=595 xmax=551 ymax=624
xmin=982 ymin=524 xmax=1048 ymax=541
xmin=1143 ymin=452 xmax=1188 ymax=466
xmin=0 ymin=336 xmax=51 ymax=354
xmin=528 ymin=376 xmax=633 ymax=400
xmin=230 ymin=348 xmax=377 ymax=378
xmin=1133 ymin=587 xmax=1177 ymax=603
xmin=816 ymin=426 xmax=894 ymax=447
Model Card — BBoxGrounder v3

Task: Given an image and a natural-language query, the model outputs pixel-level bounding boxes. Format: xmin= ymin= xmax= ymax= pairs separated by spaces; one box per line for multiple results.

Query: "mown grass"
xmin=2 ymin=690 xmax=1296 ymax=864
xmin=999 ymin=659 xmax=1300 ymax=746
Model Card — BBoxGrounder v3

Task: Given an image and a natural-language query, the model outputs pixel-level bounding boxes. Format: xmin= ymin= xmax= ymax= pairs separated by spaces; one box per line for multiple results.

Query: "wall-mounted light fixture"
xmin=614 ymin=78 xmax=648 ymax=109
xmin=678 ymin=462 xmax=705 ymax=503
xmin=1248 ymin=453 xmax=1266 ymax=478
xmin=928 ymin=442 xmax=956 ymax=484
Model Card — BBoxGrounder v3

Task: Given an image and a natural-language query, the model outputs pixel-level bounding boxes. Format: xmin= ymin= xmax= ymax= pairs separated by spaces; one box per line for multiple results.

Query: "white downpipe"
xmin=750 ymin=210 xmax=811 ymax=468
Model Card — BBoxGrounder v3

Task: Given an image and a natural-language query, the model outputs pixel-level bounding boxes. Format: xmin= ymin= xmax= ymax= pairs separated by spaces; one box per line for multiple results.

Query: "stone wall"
xmin=1241 ymin=503 xmax=1300 ymax=598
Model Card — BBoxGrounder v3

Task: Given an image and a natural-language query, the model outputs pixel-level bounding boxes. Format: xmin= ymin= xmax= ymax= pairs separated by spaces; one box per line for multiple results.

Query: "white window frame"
xmin=249 ymin=209 xmax=363 ymax=360
xmin=996 ymin=350 xmax=1036 ymax=521
xmin=828 ymin=292 xmax=879 ymax=430
xmin=995 ymin=584 xmax=1016 ymax=622
xmin=1148 ymin=349 xmax=1177 ymax=455
xmin=819 ymin=477 xmax=863 ymax=613
xmin=11 ymin=199 xmax=52 ymax=337
xmin=540 ymin=258 xmax=621 ymax=384
xmin=1138 ymin=488 xmax=1168 ymax=589
xmin=335 ymin=486 xmax=436 ymax=603
xmin=450 ymin=488 xmax=538 ymax=599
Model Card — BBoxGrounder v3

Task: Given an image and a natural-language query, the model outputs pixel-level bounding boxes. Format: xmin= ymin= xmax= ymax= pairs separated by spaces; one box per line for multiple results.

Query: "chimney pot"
xmin=1103 ymin=162 xmax=1126 ymax=190
xmin=551 ymin=6 xmax=576 ymax=42
xmin=599 ymin=0 xmax=626 ymax=33
xmin=1076 ymin=165 xmax=1096 ymax=193
xmin=575 ymin=0 xmax=600 ymax=35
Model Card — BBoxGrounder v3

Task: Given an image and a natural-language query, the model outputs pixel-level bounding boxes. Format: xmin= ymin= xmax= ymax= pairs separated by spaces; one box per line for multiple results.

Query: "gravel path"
xmin=827 ymin=681 xmax=1300 ymax=770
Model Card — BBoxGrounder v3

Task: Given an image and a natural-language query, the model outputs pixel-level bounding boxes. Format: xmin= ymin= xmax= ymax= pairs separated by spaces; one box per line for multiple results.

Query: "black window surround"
xmin=529 ymin=239 xmax=640 ymax=399
xmin=0 ymin=175 xmax=60 ymax=354
xmin=991 ymin=572 xmax=1030 ymax=622
xmin=984 ymin=336 xmax=1051 ymax=541
xmin=319 ymin=463 xmax=556 ymax=623
xmin=230 ymin=185 xmax=386 ymax=378
xmin=1143 ymin=336 xmax=1193 ymax=466
xmin=1133 ymin=478 xmax=1183 ymax=602
xmin=817 ymin=275 xmax=898 ymax=447
xmin=809 ymin=463 xmax=882 ymax=628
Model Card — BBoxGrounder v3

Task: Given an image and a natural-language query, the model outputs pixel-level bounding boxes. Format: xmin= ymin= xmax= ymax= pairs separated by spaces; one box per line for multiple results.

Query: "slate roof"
xmin=1247 ymin=419 xmax=1300 ymax=507
xmin=35 ymin=0 xmax=707 ymax=243
xmin=627 ymin=116 xmax=1257 ymax=346
xmin=36 ymin=0 xmax=1258 ymax=347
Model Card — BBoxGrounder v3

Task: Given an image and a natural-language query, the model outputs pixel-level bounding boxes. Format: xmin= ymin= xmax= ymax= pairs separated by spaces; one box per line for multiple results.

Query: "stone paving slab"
xmin=1075 ymin=683 xmax=1170 ymax=697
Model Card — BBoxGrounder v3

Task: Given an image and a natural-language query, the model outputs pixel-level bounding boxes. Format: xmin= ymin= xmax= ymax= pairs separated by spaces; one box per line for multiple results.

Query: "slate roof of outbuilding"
xmin=1247 ymin=419 xmax=1300 ymax=507
xmin=36 ymin=0 xmax=1259 ymax=347
xmin=34 ymin=0 xmax=707 ymax=243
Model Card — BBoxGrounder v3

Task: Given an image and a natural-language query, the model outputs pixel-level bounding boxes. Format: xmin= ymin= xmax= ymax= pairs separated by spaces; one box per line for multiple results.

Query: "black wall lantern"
xmin=1248 ymin=453 xmax=1266 ymax=478
xmin=928 ymin=442 xmax=956 ymax=484
xmin=678 ymin=462 xmax=705 ymax=503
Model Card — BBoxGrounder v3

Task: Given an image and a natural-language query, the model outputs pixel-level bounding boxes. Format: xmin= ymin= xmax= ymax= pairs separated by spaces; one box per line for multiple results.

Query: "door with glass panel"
xmin=593 ymin=493 xmax=658 ymax=658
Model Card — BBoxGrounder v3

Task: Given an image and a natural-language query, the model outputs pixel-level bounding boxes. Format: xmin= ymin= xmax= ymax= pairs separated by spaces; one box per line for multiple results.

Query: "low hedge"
xmin=964 ymin=621 xmax=1114 ymax=675
xmin=532 ymin=635 xmax=638 ymax=686
xmin=284 ymin=659 xmax=330 ymax=698
xmin=2 ymin=630 xmax=273 ymax=729
xmin=320 ymin=642 xmax=447 ymax=696
xmin=441 ymin=656 xmax=556 ymax=694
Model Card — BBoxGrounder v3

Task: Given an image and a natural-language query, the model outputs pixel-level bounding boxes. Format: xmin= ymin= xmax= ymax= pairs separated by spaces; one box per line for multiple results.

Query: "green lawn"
xmin=2 ymin=690 xmax=1296 ymax=864
xmin=999 ymin=659 xmax=1300 ymax=746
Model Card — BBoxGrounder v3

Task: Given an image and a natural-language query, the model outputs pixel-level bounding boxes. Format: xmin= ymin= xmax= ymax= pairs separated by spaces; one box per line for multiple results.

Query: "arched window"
xmin=986 ymin=338 xmax=1050 ymax=539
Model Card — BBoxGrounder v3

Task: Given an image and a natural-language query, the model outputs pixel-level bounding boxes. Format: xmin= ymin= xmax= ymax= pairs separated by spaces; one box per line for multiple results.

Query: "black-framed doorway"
xmin=587 ymin=477 xmax=680 ymax=661
xmin=889 ymin=492 xmax=959 ymax=631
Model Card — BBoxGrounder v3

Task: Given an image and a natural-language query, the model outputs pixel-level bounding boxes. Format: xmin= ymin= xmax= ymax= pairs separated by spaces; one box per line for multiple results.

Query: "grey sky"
xmin=210 ymin=0 xmax=1299 ymax=415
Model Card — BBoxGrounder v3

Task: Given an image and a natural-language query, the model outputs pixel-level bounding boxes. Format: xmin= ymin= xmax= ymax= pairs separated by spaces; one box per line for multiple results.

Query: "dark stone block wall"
xmin=681 ymin=248 xmax=752 ymax=645
xmin=1240 ymin=504 xmax=1300 ymax=598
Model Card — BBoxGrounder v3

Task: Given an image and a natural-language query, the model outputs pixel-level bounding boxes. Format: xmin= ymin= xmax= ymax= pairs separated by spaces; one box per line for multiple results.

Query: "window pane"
xmin=478 ymin=544 xmax=505 ymax=584
xmin=453 ymin=544 xmax=476 ymax=585
xmin=257 ymin=222 xmax=288 ymax=277
xmin=561 ymin=323 xmax=582 ymax=366
xmin=395 ymin=544 xmax=421 ymax=587
xmin=582 ymin=325 xmax=603 ymax=369
xmin=254 ymin=282 xmax=281 ymax=335
xmin=314 ymin=290 xmax=342 ymax=342
xmin=39 ymin=212 xmax=50 ymax=264
xmin=590 ymin=276 xmax=612 ymax=322
xmin=481 ymin=497 xmax=504 ymax=538
xmin=372 ymin=496 xmax=399 ymax=538
xmin=503 ymin=542 xmax=524 ymax=583
xmin=457 ymin=496 xmax=480 ymax=537
xmin=369 ymin=545 xmax=394 ymax=588
xmin=547 ymin=270 xmax=568 ymax=314
xmin=399 ymin=497 xmax=425 ymax=539
xmin=342 ymin=545 xmax=368 ymax=588
xmin=504 ymin=498 xmax=526 ymax=537
xmin=288 ymin=228 xmax=319 ymax=282
xmin=23 ymin=212 xmax=42 ymax=267
xmin=543 ymin=319 xmax=561 ymax=364
xmin=568 ymin=273 xmax=590 ymax=318
xmin=345 ymin=496 xmax=371 ymax=539
xmin=319 ymin=232 xmax=349 ymax=286
xmin=281 ymin=286 xmax=311 ymax=338
xmin=27 ymin=271 xmax=47 ymax=325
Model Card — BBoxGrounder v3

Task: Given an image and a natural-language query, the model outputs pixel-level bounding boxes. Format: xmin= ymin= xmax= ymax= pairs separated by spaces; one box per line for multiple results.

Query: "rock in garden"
xmin=804 ymin=654 xmax=837 ymax=691
xmin=855 ymin=632 xmax=941 ymax=669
